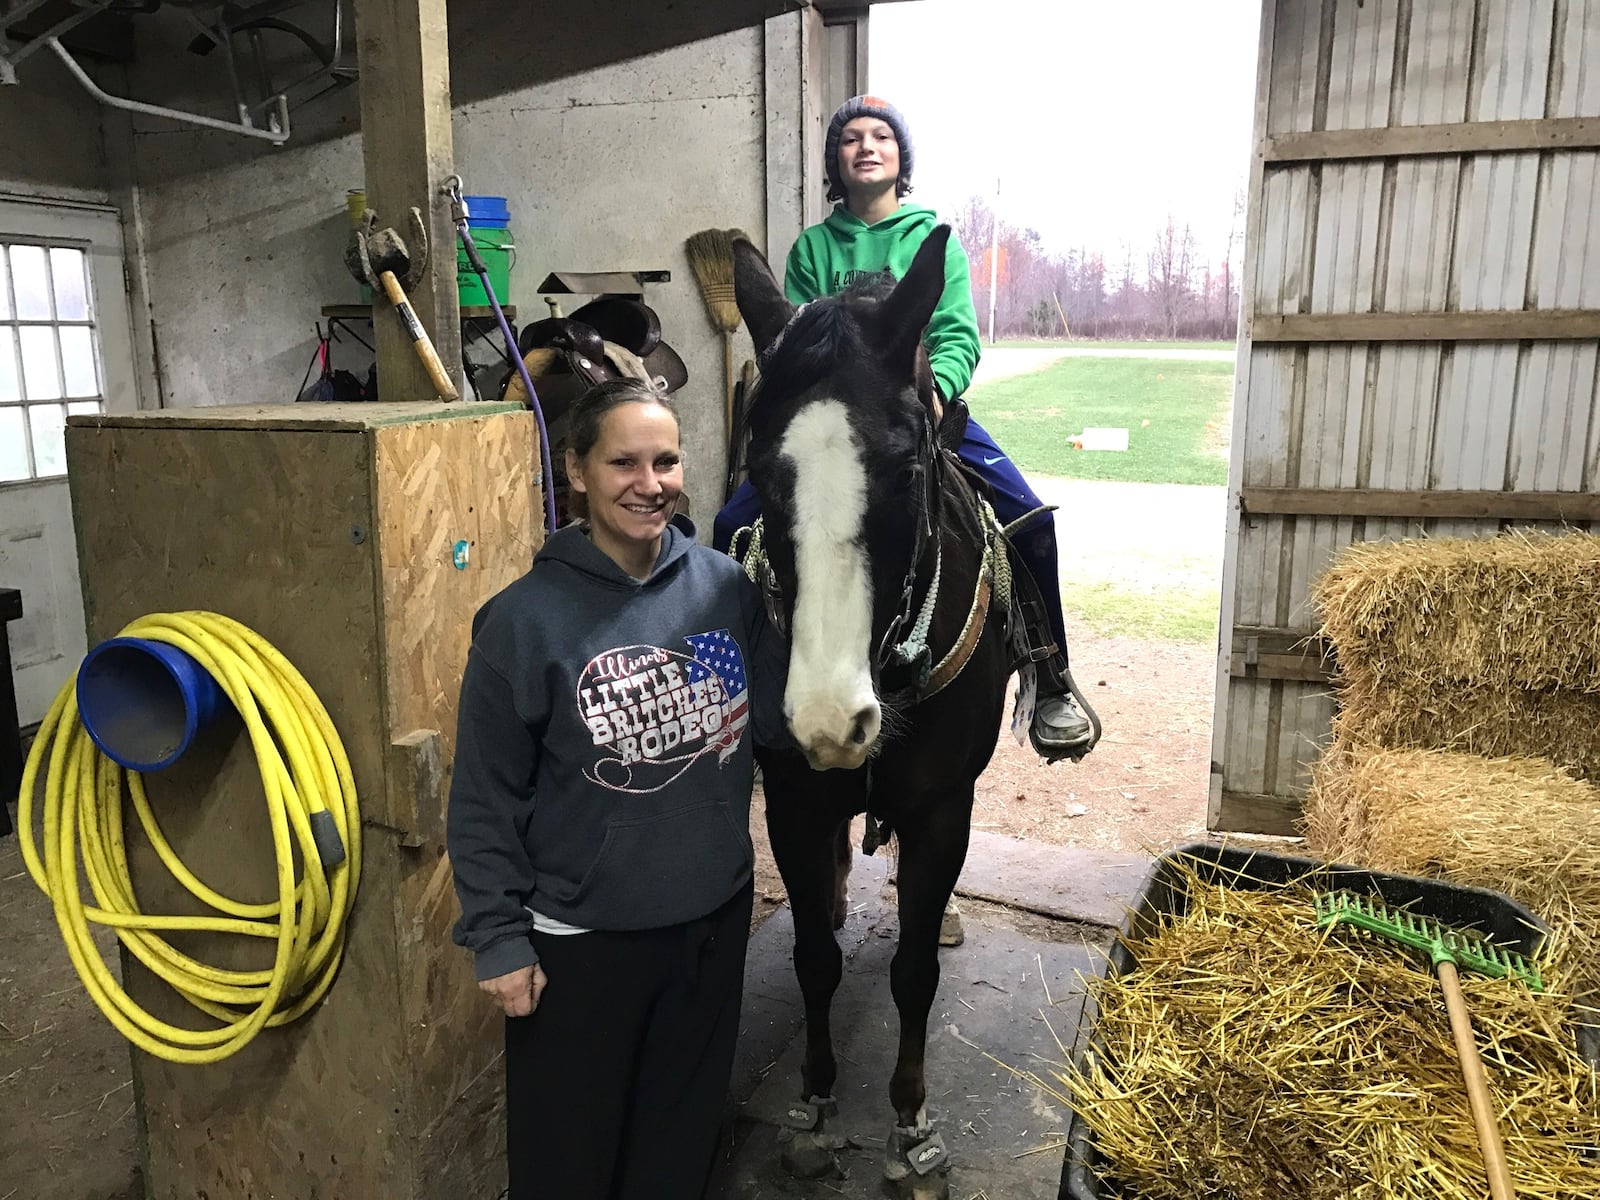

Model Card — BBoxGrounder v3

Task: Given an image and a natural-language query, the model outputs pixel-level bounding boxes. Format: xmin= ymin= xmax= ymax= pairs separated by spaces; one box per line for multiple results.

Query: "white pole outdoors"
xmin=987 ymin=175 xmax=1000 ymax=344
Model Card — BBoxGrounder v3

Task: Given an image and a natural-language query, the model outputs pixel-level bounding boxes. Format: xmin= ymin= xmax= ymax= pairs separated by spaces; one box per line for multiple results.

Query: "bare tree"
xmin=943 ymin=194 xmax=1240 ymax=341
xmin=1221 ymin=185 xmax=1246 ymax=327
xmin=1146 ymin=216 xmax=1197 ymax=340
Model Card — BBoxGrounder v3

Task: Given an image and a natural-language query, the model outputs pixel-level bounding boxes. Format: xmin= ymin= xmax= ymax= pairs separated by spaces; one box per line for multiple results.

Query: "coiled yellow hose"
xmin=16 ymin=611 xmax=361 ymax=1063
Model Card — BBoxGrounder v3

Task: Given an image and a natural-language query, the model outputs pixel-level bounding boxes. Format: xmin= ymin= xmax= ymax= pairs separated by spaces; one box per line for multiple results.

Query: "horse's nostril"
xmin=850 ymin=709 xmax=874 ymax=745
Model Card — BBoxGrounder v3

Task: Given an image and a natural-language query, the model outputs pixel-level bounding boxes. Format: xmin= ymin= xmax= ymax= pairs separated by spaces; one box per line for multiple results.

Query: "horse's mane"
xmin=759 ymin=272 xmax=898 ymax=399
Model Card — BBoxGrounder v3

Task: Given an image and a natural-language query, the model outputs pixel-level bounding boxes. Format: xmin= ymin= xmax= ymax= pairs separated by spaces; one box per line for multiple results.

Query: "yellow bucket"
xmin=346 ymin=190 xmax=371 ymax=302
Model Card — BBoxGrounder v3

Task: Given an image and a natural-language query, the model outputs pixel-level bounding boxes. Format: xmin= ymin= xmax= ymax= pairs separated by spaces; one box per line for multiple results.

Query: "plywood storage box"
xmin=65 ymin=401 xmax=541 ymax=1199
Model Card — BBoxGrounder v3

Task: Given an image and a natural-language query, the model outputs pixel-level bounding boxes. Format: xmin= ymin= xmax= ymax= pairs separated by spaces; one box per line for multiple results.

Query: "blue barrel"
xmin=76 ymin=637 xmax=229 ymax=772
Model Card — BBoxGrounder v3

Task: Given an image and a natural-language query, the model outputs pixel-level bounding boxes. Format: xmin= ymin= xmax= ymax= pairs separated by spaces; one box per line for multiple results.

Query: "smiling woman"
xmin=563 ymin=379 xmax=684 ymax=580
xmin=446 ymin=373 xmax=790 ymax=1200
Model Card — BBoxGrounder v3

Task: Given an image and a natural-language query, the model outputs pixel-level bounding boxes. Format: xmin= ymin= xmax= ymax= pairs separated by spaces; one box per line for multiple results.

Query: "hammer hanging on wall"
xmin=345 ymin=210 xmax=460 ymax=401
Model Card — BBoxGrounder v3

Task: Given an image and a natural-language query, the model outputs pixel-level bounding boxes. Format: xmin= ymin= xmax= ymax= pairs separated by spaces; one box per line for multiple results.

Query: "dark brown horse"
xmin=733 ymin=227 xmax=1012 ymax=1197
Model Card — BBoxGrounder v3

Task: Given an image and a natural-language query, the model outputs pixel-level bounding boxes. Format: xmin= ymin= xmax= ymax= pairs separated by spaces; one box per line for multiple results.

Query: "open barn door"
xmin=1211 ymin=0 xmax=1600 ymax=834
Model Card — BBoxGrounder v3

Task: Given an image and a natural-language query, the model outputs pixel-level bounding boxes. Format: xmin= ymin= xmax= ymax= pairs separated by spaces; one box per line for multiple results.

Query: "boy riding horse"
xmin=714 ymin=95 xmax=1095 ymax=763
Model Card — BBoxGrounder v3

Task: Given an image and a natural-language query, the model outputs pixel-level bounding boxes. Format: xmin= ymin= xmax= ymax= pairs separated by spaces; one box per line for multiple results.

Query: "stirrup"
xmin=1029 ymin=713 xmax=1095 ymax=763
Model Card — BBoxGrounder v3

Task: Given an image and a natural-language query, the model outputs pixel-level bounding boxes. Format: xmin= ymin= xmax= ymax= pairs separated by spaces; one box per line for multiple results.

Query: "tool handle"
xmin=378 ymin=271 xmax=460 ymax=401
xmin=1437 ymin=960 xmax=1516 ymax=1200
xmin=722 ymin=331 xmax=735 ymax=443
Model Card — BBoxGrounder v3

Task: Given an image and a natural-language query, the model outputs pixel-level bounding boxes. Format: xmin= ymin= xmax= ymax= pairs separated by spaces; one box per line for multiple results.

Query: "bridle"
xmin=729 ymin=364 xmax=939 ymax=661
xmin=730 ymin=403 xmax=1006 ymax=710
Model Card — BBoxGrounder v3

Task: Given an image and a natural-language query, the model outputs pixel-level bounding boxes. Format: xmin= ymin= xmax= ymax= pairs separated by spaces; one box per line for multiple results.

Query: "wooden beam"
xmin=1263 ymin=116 xmax=1600 ymax=162
xmin=1240 ymin=487 xmax=1600 ymax=523
xmin=1214 ymin=790 xmax=1301 ymax=838
xmin=354 ymin=0 xmax=461 ymax=401
xmin=1252 ymin=310 xmax=1600 ymax=343
xmin=1229 ymin=653 xmax=1331 ymax=683
xmin=1229 ymin=624 xmax=1333 ymax=683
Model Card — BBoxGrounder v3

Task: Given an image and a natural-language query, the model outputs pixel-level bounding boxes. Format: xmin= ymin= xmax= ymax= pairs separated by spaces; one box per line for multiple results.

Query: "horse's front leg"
xmin=884 ymin=792 xmax=974 ymax=1197
xmin=763 ymin=769 xmax=862 ymax=1177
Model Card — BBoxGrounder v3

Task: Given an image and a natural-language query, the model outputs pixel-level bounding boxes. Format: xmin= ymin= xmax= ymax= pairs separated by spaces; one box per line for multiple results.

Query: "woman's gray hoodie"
xmin=448 ymin=516 xmax=788 ymax=981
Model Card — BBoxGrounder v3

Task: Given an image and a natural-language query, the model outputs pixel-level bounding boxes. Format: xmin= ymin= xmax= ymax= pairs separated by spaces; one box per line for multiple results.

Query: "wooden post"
xmin=354 ymin=0 xmax=462 ymax=401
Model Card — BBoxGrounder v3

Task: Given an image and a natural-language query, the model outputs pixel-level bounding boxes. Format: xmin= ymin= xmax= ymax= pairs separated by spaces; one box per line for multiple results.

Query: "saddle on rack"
xmin=502 ymin=298 xmax=687 ymax=418
xmin=500 ymin=296 xmax=693 ymax=524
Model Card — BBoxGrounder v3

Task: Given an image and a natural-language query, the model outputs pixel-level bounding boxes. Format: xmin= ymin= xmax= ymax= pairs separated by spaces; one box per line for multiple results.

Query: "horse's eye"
xmin=895 ymin=464 xmax=920 ymax=492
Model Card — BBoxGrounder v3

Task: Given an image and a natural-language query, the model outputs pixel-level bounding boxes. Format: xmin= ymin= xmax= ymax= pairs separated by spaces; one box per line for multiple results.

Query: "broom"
xmin=686 ymin=228 xmax=746 ymax=449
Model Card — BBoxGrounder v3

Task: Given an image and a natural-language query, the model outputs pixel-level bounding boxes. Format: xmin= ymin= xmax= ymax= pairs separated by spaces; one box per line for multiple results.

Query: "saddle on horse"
xmin=936 ymin=399 xmax=1098 ymax=759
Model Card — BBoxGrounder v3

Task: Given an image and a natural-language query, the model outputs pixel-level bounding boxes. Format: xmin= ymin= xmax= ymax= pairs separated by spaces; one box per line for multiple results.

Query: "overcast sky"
xmin=869 ymin=0 xmax=1261 ymax=267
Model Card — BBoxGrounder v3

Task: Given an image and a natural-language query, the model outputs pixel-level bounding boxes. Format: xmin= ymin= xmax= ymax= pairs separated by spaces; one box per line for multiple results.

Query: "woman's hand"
xmin=479 ymin=964 xmax=548 ymax=1017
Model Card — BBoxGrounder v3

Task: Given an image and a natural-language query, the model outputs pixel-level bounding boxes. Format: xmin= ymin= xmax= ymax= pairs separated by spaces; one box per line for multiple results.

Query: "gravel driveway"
xmin=1031 ymin=476 xmax=1227 ymax=593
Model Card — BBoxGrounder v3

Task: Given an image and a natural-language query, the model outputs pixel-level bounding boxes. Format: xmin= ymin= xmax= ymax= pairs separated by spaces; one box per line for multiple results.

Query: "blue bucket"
xmin=462 ymin=194 xmax=510 ymax=229
xmin=76 ymin=637 xmax=229 ymax=772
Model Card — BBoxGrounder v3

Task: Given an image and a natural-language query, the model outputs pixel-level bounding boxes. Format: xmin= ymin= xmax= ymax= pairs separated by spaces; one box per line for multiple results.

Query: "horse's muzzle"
xmin=789 ymin=698 xmax=881 ymax=771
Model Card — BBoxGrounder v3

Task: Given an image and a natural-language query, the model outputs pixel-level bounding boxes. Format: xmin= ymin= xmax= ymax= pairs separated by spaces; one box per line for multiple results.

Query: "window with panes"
xmin=0 ymin=242 xmax=104 ymax=482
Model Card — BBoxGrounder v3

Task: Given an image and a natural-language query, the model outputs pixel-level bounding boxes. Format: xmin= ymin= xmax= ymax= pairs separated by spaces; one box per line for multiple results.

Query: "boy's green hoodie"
xmin=783 ymin=202 xmax=982 ymax=401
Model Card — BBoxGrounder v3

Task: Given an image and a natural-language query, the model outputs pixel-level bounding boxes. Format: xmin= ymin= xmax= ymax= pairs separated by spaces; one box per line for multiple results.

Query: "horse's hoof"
xmin=938 ymin=904 xmax=964 ymax=947
xmin=780 ymin=1096 xmax=843 ymax=1179
xmin=780 ymin=1130 xmax=842 ymax=1179
xmin=891 ymin=1176 xmax=951 ymax=1200
xmin=883 ymin=1125 xmax=950 ymax=1196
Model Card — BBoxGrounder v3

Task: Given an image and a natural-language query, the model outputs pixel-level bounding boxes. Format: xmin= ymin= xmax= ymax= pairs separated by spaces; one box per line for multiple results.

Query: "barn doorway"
xmin=863 ymin=0 xmax=1258 ymax=857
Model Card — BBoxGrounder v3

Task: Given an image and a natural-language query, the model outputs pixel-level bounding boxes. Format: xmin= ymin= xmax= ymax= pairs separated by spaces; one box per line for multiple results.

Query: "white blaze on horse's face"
xmin=778 ymin=397 xmax=882 ymax=771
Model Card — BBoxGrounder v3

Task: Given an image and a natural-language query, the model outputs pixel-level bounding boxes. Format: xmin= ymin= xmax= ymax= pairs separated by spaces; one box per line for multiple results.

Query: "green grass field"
xmin=1060 ymin=579 xmax=1221 ymax=643
xmin=992 ymin=338 xmax=1233 ymax=351
xmin=968 ymin=357 xmax=1233 ymax=485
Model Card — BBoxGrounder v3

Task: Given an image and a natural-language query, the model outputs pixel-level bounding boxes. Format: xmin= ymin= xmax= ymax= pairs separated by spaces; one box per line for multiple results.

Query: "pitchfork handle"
xmin=1437 ymin=959 xmax=1516 ymax=1200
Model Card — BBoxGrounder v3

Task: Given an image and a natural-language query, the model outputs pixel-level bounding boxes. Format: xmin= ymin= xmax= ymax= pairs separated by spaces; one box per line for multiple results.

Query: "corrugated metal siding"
xmin=1212 ymin=0 xmax=1600 ymax=833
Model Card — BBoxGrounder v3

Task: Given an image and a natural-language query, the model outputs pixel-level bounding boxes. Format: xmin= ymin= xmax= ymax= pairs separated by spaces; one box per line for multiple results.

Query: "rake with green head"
xmin=1315 ymin=890 xmax=1544 ymax=1200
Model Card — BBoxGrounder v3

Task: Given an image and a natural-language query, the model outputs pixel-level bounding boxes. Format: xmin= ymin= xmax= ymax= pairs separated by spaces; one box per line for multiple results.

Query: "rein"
xmin=880 ymin=456 xmax=1009 ymax=706
xmin=874 ymin=420 xmax=941 ymax=685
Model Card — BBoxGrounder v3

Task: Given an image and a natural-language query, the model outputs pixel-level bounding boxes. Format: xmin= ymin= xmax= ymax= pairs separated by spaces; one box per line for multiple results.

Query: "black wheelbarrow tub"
xmin=1059 ymin=841 xmax=1600 ymax=1200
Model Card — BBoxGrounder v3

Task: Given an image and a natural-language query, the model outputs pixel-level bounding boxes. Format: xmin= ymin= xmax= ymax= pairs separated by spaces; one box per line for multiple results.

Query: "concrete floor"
xmin=711 ymin=840 xmax=1155 ymax=1198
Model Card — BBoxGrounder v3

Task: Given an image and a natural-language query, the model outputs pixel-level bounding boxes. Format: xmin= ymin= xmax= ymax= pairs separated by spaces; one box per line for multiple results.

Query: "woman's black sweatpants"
xmin=504 ymin=878 xmax=754 ymax=1200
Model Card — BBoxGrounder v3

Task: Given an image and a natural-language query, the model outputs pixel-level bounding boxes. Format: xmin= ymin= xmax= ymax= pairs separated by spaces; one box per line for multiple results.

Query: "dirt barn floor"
xmin=0 ymin=620 xmax=1219 ymax=1200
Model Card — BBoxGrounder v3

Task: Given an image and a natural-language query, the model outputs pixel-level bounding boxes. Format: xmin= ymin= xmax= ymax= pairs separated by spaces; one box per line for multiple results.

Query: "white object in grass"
xmin=1068 ymin=427 xmax=1130 ymax=452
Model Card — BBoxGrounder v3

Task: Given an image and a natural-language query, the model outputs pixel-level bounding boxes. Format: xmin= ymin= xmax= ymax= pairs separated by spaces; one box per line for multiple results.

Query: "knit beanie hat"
xmin=824 ymin=95 xmax=914 ymax=202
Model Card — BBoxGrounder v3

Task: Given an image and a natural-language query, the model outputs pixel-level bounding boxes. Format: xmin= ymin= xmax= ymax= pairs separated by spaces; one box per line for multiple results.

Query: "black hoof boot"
xmin=883 ymin=1123 xmax=951 ymax=1199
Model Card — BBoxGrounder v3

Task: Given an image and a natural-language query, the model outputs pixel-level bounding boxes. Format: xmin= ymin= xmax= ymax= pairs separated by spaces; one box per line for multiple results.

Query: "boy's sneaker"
xmin=1029 ymin=691 xmax=1094 ymax=761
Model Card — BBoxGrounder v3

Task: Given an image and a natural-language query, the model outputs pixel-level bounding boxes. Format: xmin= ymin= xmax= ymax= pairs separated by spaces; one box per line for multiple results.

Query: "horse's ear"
xmin=880 ymin=224 xmax=952 ymax=366
xmin=733 ymin=237 xmax=796 ymax=355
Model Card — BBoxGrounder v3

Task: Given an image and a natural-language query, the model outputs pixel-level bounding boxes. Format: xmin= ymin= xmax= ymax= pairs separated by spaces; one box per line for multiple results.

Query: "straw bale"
xmin=1330 ymin=681 xmax=1600 ymax=783
xmin=1305 ymin=739 xmax=1600 ymax=1002
xmin=1312 ymin=531 xmax=1600 ymax=695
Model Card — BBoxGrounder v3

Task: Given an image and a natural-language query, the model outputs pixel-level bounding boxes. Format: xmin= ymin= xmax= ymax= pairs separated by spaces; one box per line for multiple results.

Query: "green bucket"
xmin=458 ymin=226 xmax=515 ymax=308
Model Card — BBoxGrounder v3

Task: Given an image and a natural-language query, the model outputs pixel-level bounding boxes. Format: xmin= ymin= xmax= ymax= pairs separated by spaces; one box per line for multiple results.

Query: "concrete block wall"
xmin=2 ymin=3 xmax=840 ymax=525
xmin=0 ymin=51 xmax=112 ymax=201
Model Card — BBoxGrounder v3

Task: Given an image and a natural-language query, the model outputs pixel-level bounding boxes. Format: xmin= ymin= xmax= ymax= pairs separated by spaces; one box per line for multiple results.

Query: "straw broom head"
xmin=685 ymin=227 xmax=744 ymax=334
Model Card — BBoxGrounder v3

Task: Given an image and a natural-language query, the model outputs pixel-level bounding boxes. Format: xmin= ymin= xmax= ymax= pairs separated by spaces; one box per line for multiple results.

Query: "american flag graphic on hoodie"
xmin=683 ymin=628 xmax=749 ymax=764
